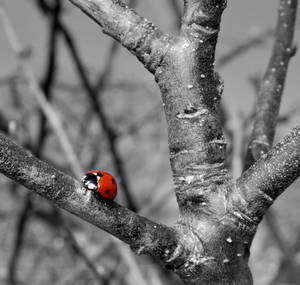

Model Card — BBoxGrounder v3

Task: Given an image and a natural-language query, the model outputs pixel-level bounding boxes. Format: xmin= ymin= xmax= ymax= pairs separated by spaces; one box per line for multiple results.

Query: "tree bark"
xmin=0 ymin=0 xmax=299 ymax=284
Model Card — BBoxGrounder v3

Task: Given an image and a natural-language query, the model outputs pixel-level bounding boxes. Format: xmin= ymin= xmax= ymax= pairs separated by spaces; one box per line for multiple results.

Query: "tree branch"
xmin=244 ymin=0 xmax=298 ymax=169
xmin=67 ymin=0 xmax=164 ymax=72
xmin=0 ymin=132 xmax=187 ymax=266
xmin=236 ymin=125 xmax=300 ymax=221
xmin=153 ymin=0 xmax=229 ymax=214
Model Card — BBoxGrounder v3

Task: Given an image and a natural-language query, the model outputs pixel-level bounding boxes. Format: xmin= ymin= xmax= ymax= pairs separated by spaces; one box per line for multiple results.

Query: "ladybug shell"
xmin=82 ymin=170 xmax=117 ymax=200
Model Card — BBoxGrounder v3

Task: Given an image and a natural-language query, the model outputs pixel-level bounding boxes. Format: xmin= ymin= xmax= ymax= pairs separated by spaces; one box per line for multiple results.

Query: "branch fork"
xmin=1 ymin=0 xmax=299 ymax=284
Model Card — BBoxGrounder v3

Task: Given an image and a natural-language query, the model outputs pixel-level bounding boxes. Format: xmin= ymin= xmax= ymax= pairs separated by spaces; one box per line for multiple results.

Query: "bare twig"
xmin=7 ymin=193 xmax=32 ymax=285
xmin=61 ymin=214 xmax=107 ymax=285
xmin=0 ymin=2 xmax=82 ymax=178
xmin=119 ymin=102 xmax=162 ymax=137
xmin=35 ymin=0 xmax=61 ymax=153
xmin=6 ymin=3 xmax=61 ymax=282
xmin=244 ymin=0 xmax=298 ymax=169
xmin=113 ymin=238 xmax=152 ymax=285
xmin=57 ymin=238 xmax=113 ymax=285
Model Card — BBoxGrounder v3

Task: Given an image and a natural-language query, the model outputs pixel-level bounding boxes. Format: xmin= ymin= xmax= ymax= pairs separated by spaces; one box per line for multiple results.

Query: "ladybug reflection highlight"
xmin=81 ymin=170 xmax=117 ymax=200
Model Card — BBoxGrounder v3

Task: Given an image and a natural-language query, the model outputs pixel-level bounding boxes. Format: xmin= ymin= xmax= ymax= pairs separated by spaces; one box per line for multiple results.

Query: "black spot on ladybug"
xmin=112 ymin=178 xmax=116 ymax=184
xmin=106 ymin=189 xmax=110 ymax=194
xmin=97 ymin=172 xmax=103 ymax=177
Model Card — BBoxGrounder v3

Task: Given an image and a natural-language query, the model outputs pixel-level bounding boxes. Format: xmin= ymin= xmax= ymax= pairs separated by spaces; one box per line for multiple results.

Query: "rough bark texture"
xmin=0 ymin=132 xmax=186 ymax=265
xmin=0 ymin=0 xmax=299 ymax=284
xmin=237 ymin=125 xmax=300 ymax=222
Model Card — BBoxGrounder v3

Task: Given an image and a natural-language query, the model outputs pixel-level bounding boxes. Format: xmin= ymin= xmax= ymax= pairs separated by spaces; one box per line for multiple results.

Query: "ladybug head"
xmin=81 ymin=173 xmax=98 ymax=192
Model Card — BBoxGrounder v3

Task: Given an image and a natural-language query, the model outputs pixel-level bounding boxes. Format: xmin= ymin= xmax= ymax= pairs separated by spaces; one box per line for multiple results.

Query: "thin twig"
xmin=6 ymin=3 xmax=61 ymax=282
xmin=119 ymin=102 xmax=162 ymax=137
xmin=35 ymin=0 xmax=61 ymax=154
xmin=0 ymin=1 xmax=82 ymax=178
xmin=7 ymin=193 xmax=32 ymax=285
xmin=57 ymin=239 xmax=113 ymax=285
xmin=60 ymin=213 xmax=107 ymax=285
xmin=244 ymin=0 xmax=298 ymax=169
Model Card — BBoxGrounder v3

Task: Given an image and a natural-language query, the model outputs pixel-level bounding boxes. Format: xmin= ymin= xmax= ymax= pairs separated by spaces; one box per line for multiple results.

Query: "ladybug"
xmin=81 ymin=170 xmax=117 ymax=200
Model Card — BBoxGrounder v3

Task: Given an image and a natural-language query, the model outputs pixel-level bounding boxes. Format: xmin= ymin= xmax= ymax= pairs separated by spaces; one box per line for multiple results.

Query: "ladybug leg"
xmin=82 ymin=184 xmax=101 ymax=200
xmin=83 ymin=185 xmax=98 ymax=197
xmin=83 ymin=187 xmax=93 ymax=196
xmin=93 ymin=191 xmax=103 ymax=200
xmin=82 ymin=188 xmax=99 ymax=204
xmin=83 ymin=189 xmax=93 ymax=203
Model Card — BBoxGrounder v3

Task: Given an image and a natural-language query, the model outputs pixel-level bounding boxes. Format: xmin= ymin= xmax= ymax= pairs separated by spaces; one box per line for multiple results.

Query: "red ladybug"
xmin=81 ymin=170 xmax=117 ymax=200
